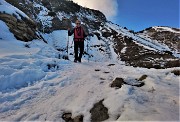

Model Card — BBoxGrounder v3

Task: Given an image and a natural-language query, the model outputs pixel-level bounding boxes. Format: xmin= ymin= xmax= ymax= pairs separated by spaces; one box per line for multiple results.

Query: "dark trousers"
xmin=74 ymin=41 xmax=84 ymax=60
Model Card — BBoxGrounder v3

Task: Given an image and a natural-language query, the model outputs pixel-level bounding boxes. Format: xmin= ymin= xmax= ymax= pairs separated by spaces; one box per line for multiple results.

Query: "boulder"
xmin=90 ymin=99 xmax=109 ymax=122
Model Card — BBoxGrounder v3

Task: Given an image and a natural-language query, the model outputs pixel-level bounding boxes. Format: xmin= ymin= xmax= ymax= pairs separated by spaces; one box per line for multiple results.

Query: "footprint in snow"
xmin=103 ymin=71 xmax=110 ymax=74
xmin=95 ymin=69 xmax=101 ymax=71
xmin=107 ymin=64 xmax=115 ymax=66
xmin=100 ymin=78 xmax=106 ymax=80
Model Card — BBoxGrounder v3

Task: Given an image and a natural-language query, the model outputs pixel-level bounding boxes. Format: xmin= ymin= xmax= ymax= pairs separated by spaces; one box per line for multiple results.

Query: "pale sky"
xmin=72 ymin=0 xmax=118 ymax=18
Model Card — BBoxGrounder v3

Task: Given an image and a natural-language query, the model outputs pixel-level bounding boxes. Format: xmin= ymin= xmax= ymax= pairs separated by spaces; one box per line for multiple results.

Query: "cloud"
xmin=72 ymin=0 xmax=118 ymax=19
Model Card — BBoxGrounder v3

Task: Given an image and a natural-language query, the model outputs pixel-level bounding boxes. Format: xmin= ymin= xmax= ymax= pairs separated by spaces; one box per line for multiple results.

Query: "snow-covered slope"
xmin=107 ymin=23 xmax=180 ymax=58
xmin=0 ymin=15 xmax=180 ymax=122
xmin=0 ymin=0 xmax=29 ymax=19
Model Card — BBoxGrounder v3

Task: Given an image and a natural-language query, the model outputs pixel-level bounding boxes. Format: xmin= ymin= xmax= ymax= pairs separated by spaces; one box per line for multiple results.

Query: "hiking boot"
xmin=74 ymin=59 xmax=77 ymax=63
xmin=78 ymin=58 xmax=81 ymax=63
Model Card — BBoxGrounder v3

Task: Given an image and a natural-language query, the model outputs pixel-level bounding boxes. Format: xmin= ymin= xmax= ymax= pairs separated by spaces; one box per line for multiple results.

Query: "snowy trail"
xmin=0 ymin=58 xmax=179 ymax=121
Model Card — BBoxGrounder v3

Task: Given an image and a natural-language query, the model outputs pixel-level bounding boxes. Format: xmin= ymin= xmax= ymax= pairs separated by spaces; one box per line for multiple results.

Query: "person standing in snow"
xmin=68 ymin=19 xmax=87 ymax=63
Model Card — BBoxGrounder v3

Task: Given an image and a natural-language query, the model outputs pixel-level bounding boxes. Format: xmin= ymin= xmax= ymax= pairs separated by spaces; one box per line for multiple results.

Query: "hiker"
xmin=68 ymin=19 xmax=87 ymax=63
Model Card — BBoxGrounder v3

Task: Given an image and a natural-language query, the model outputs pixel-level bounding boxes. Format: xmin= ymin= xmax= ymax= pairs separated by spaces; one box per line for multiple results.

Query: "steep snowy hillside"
xmin=0 ymin=0 xmax=180 ymax=121
xmin=138 ymin=26 xmax=180 ymax=53
xmin=95 ymin=22 xmax=180 ymax=68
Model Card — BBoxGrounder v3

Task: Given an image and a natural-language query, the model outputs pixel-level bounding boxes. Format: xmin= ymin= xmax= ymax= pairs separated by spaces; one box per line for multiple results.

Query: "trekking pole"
xmin=71 ymin=39 xmax=74 ymax=48
xmin=87 ymin=39 xmax=88 ymax=62
xmin=87 ymin=37 xmax=90 ymax=62
xmin=67 ymin=31 xmax=69 ymax=60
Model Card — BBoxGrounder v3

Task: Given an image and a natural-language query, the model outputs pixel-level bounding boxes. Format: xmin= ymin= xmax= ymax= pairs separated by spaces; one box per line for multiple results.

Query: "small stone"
xmin=62 ymin=112 xmax=72 ymax=122
xmin=138 ymin=75 xmax=148 ymax=81
xmin=110 ymin=78 xmax=124 ymax=88
xmin=62 ymin=112 xmax=84 ymax=122
xmin=73 ymin=115 xmax=84 ymax=122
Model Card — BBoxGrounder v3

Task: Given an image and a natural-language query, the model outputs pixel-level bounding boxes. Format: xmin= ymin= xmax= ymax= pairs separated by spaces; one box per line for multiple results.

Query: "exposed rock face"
xmin=52 ymin=17 xmax=72 ymax=30
xmin=0 ymin=13 xmax=37 ymax=41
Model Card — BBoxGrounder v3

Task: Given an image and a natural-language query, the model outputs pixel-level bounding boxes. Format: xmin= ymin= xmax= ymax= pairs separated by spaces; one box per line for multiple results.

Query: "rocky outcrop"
xmin=0 ymin=13 xmax=37 ymax=41
xmin=52 ymin=17 xmax=72 ymax=31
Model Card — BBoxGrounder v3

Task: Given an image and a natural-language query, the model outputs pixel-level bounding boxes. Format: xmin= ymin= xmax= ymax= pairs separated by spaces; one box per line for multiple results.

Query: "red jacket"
xmin=68 ymin=26 xmax=87 ymax=41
